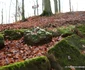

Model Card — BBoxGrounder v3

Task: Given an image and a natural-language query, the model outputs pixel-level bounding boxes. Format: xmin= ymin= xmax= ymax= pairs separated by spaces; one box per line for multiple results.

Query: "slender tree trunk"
xmin=36 ymin=0 xmax=38 ymax=15
xmin=54 ymin=0 xmax=58 ymax=14
xmin=18 ymin=6 xmax=21 ymax=20
xmin=41 ymin=0 xmax=52 ymax=16
xmin=9 ymin=0 xmax=12 ymax=23
xmin=58 ymin=0 xmax=61 ymax=12
xmin=42 ymin=0 xmax=44 ymax=12
xmin=22 ymin=0 xmax=25 ymax=21
xmin=1 ymin=9 xmax=3 ymax=24
xmin=34 ymin=8 xmax=36 ymax=16
xmin=15 ymin=0 xmax=18 ymax=22
xmin=69 ymin=0 xmax=72 ymax=12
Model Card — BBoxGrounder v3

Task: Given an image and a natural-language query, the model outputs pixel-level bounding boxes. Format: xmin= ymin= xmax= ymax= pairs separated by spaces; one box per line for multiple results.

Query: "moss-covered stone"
xmin=57 ymin=25 xmax=75 ymax=37
xmin=0 ymin=56 xmax=51 ymax=70
xmin=48 ymin=30 xmax=59 ymax=37
xmin=74 ymin=24 xmax=85 ymax=37
xmin=24 ymin=27 xmax=52 ymax=45
xmin=65 ymin=34 xmax=85 ymax=51
xmin=0 ymin=34 xmax=4 ymax=49
xmin=4 ymin=29 xmax=27 ymax=40
xmin=46 ymin=54 xmax=63 ymax=70
xmin=48 ymin=35 xmax=85 ymax=70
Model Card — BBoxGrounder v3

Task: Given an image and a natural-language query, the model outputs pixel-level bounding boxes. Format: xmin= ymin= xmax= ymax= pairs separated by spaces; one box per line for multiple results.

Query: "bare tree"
xmin=41 ymin=0 xmax=52 ymax=16
xmin=9 ymin=0 xmax=12 ymax=23
xmin=36 ymin=0 xmax=38 ymax=15
xmin=69 ymin=0 xmax=72 ymax=12
xmin=54 ymin=0 xmax=58 ymax=14
xmin=22 ymin=0 xmax=25 ymax=21
xmin=1 ymin=9 xmax=3 ymax=24
xmin=15 ymin=0 xmax=18 ymax=22
xmin=17 ymin=5 xmax=22 ymax=20
xmin=58 ymin=0 xmax=61 ymax=12
xmin=42 ymin=0 xmax=44 ymax=12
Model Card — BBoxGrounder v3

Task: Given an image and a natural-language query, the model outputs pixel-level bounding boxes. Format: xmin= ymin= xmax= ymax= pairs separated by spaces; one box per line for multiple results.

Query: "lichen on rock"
xmin=24 ymin=27 xmax=52 ymax=45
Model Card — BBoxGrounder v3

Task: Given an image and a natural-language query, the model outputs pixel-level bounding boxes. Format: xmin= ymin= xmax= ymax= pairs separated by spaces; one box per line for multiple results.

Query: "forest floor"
xmin=0 ymin=11 xmax=85 ymax=31
xmin=0 ymin=11 xmax=85 ymax=66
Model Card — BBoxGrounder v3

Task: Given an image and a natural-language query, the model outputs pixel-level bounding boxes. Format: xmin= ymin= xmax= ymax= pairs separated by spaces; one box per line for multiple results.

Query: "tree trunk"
xmin=42 ymin=0 xmax=44 ymax=12
xmin=1 ymin=9 xmax=3 ymax=24
xmin=36 ymin=0 xmax=38 ymax=15
xmin=54 ymin=0 xmax=58 ymax=14
xmin=69 ymin=0 xmax=72 ymax=12
xmin=22 ymin=0 xmax=25 ymax=21
xmin=58 ymin=0 xmax=61 ymax=12
xmin=15 ymin=0 xmax=18 ymax=22
xmin=41 ymin=0 xmax=52 ymax=16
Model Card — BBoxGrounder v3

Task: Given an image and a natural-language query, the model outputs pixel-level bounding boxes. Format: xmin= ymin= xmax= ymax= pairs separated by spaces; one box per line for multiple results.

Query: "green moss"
xmin=48 ymin=30 xmax=59 ymax=37
xmin=48 ymin=36 xmax=85 ymax=70
xmin=4 ymin=29 xmax=27 ymax=40
xmin=0 ymin=34 xmax=4 ymax=40
xmin=46 ymin=54 xmax=63 ymax=70
xmin=57 ymin=25 xmax=75 ymax=37
xmin=0 ymin=56 xmax=51 ymax=70
xmin=76 ymin=24 xmax=85 ymax=33
xmin=65 ymin=34 xmax=85 ymax=51
xmin=0 ymin=34 xmax=4 ymax=49
xmin=0 ymin=31 xmax=4 ymax=35
xmin=74 ymin=24 xmax=85 ymax=37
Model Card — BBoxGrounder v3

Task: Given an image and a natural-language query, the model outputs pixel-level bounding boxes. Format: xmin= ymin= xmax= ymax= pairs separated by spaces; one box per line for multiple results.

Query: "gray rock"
xmin=24 ymin=27 xmax=52 ymax=45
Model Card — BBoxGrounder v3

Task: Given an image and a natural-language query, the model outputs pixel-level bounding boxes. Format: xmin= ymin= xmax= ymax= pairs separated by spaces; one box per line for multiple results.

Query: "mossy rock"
xmin=4 ymin=29 xmax=27 ymax=40
xmin=0 ymin=34 xmax=4 ymax=49
xmin=57 ymin=25 xmax=75 ymax=37
xmin=74 ymin=24 xmax=85 ymax=37
xmin=46 ymin=54 xmax=63 ymax=70
xmin=48 ymin=35 xmax=85 ymax=70
xmin=48 ymin=30 xmax=59 ymax=37
xmin=65 ymin=34 xmax=85 ymax=51
xmin=0 ymin=56 xmax=51 ymax=70
xmin=24 ymin=27 xmax=52 ymax=45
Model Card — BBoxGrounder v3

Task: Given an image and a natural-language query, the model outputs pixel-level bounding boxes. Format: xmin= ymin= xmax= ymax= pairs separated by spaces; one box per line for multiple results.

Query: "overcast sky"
xmin=0 ymin=0 xmax=85 ymax=24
